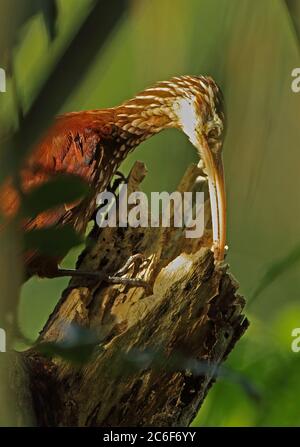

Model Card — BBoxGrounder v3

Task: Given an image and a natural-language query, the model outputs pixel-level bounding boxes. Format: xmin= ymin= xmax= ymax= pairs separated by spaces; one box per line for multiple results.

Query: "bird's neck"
xmin=113 ymin=90 xmax=200 ymax=149
xmin=113 ymin=92 xmax=182 ymax=144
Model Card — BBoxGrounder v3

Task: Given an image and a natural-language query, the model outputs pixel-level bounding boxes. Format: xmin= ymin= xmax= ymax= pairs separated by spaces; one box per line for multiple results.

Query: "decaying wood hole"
xmin=17 ymin=162 xmax=248 ymax=427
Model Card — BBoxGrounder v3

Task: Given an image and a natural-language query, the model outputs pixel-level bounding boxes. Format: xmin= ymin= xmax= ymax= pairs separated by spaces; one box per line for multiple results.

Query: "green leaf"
xmin=24 ymin=225 xmax=82 ymax=257
xmin=23 ymin=174 xmax=88 ymax=217
xmin=251 ymin=244 xmax=300 ymax=303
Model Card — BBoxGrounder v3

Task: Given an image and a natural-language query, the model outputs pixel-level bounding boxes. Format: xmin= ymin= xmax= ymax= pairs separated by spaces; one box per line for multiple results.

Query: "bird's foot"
xmin=107 ymin=254 xmax=151 ymax=291
xmin=54 ymin=254 xmax=151 ymax=291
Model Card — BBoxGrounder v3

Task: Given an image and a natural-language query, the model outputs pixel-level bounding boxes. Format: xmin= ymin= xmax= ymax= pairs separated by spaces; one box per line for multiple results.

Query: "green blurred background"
xmin=1 ymin=0 xmax=300 ymax=426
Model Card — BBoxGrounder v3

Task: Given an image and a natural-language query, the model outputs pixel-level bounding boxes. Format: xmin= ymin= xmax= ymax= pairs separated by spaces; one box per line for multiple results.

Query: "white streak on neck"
xmin=172 ymin=97 xmax=200 ymax=147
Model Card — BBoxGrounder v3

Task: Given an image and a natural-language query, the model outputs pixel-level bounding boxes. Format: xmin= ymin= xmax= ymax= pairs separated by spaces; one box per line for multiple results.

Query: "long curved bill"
xmin=198 ymin=136 xmax=226 ymax=262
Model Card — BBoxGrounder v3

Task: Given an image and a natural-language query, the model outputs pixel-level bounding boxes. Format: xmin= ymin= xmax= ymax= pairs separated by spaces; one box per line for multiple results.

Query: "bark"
xmin=14 ymin=162 xmax=248 ymax=426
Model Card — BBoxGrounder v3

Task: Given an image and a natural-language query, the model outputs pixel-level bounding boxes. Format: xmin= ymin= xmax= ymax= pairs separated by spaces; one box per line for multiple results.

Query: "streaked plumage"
xmin=0 ymin=75 xmax=226 ymax=279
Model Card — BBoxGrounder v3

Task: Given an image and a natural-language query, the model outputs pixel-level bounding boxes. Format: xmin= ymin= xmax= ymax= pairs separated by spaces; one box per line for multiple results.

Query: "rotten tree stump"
xmin=23 ymin=162 xmax=248 ymax=427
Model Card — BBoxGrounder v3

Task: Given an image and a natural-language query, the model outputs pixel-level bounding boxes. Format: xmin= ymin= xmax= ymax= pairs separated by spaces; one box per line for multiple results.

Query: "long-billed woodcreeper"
xmin=1 ymin=75 xmax=226 ymax=283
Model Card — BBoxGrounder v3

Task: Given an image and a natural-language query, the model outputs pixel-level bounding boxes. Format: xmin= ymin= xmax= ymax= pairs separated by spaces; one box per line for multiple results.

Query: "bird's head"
xmin=170 ymin=75 xmax=226 ymax=262
xmin=117 ymin=75 xmax=226 ymax=261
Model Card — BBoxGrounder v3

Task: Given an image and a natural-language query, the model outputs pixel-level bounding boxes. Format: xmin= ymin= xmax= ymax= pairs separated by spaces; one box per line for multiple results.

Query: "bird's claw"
xmin=113 ymin=254 xmax=150 ymax=276
xmin=105 ymin=275 xmax=151 ymax=292
xmin=106 ymin=254 xmax=151 ymax=292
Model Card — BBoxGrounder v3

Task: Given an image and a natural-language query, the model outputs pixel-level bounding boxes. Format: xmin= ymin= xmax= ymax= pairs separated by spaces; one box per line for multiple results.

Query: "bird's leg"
xmin=53 ymin=254 xmax=151 ymax=291
xmin=108 ymin=170 xmax=128 ymax=194
xmin=115 ymin=170 xmax=127 ymax=182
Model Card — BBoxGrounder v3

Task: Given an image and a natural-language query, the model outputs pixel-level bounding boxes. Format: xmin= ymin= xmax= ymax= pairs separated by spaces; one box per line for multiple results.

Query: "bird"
xmin=0 ymin=75 xmax=226 ymax=283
